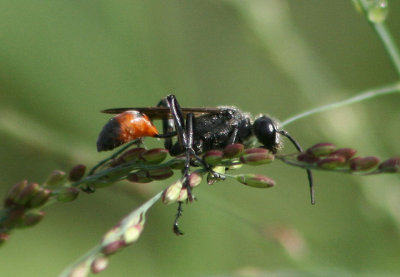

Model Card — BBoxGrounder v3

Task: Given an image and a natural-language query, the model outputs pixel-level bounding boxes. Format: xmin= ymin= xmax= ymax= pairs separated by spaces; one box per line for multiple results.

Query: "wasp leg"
xmin=164 ymin=95 xmax=187 ymax=147
xmin=162 ymin=95 xmax=195 ymax=233
xmin=184 ymin=111 xmax=226 ymax=181
xmin=157 ymin=97 xmax=176 ymax=150
xmin=228 ymin=126 xmax=239 ymax=145
xmin=164 ymin=95 xmax=226 ymax=233
xmin=173 ymin=201 xmax=184 ymax=235
xmin=183 ymin=112 xmax=195 ymax=201
xmin=190 ymin=153 xmax=226 ymax=180
xmin=167 ymin=95 xmax=226 ymax=181
xmin=88 ymin=139 xmax=143 ymax=176
xmin=163 ymin=95 xmax=194 ymax=195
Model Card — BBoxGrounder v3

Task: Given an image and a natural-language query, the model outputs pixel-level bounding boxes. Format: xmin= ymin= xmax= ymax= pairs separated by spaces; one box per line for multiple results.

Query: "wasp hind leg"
xmin=164 ymin=95 xmax=225 ymax=189
xmin=162 ymin=95 xmax=227 ymax=235
xmin=173 ymin=201 xmax=184 ymax=235
xmin=163 ymin=95 xmax=195 ymax=201
xmin=157 ymin=95 xmax=192 ymax=235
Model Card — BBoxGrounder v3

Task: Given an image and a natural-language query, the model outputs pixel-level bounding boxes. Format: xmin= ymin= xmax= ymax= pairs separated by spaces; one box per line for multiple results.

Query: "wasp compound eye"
xmin=253 ymin=116 xmax=279 ymax=153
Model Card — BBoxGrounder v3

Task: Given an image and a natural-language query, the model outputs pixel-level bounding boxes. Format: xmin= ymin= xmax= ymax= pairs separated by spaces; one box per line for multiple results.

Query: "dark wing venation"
xmin=101 ymin=107 xmax=223 ymax=119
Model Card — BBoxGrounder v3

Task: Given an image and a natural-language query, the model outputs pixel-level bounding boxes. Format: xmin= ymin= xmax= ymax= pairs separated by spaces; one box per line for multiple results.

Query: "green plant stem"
xmin=357 ymin=0 xmax=400 ymax=76
xmin=70 ymin=157 xmax=182 ymax=188
xmin=280 ymin=83 xmax=400 ymax=127
xmin=374 ymin=22 xmax=400 ymax=76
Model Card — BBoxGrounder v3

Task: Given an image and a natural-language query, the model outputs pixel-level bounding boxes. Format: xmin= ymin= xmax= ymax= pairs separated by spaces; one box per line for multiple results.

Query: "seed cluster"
xmin=293 ymin=143 xmax=400 ymax=174
xmin=1 ymin=142 xmax=399 ymax=276
xmin=0 ymin=165 xmax=85 ymax=246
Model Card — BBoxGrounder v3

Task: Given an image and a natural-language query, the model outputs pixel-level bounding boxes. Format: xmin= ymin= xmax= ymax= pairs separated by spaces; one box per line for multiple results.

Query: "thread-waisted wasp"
xmin=97 ymin=95 xmax=314 ymax=234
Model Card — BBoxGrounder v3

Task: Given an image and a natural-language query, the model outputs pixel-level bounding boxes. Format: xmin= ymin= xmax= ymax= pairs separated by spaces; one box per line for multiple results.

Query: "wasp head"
xmin=253 ymin=116 xmax=280 ymax=154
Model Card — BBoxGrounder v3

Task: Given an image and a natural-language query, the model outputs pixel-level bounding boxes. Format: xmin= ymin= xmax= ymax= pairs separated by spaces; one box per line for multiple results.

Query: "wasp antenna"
xmin=306 ymin=169 xmax=315 ymax=205
xmin=278 ymin=130 xmax=315 ymax=205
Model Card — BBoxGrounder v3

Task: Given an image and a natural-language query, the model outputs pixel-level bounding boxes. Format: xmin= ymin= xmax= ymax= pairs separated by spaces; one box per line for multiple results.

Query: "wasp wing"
xmin=101 ymin=107 xmax=223 ymax=119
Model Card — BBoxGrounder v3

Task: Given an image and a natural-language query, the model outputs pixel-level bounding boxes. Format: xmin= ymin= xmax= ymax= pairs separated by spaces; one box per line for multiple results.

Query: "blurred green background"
xmin=1 ymin=1 xmax=400 ymax=276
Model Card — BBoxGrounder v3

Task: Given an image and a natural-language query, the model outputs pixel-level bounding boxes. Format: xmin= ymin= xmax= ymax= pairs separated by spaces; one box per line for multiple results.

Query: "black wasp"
xmin=97 ymin=95 xmax=314 ymax=234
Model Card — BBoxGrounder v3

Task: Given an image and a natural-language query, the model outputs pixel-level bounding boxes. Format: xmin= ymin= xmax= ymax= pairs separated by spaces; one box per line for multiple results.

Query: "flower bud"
xmin=122 ymin=147 xmax=147 ymax=161
xmin=28 ymin=189 xmax=52 ymax=208
xmin=121 ymin=212 xmax=146 ymax=244
xmin=203 ymin=150 xmax=224 ymax=166
xmin=177 ymin=188 xmax=188 ymax=202
xmin=146 ymin=167 xmax=174 ymax=180
xmin=306 ymin=143 xmax=336 ymax=157
xmin=123 ymin=224 xmax=144 ymax=244
xmin=69 ymin=164 xmax=86 ymax=182
xmin=378 ymin=157 xmax=400 ymax=173
xmin=102 ymin=239 xmax=126 ymax=256
xmin=227 ymin=163 xmax=243 ymax=170
xmin=57 ymin=187 xmax=80 ymax=202
xmin=317 ymin=156 xmax=346 ymax=169
xmin=2 ymin=207 xmax=25 ymax=229
xmin=102 ymin=226 xmax=121 ymax=243
xmin=18 ymin=210 xmax=45 ymax=228
xmin=140 ymin=148 xmax=169 ymax=164
xmin=169 ymin=156 xmax=186 ymax=170
xmin=189 ymin=171 xmax=203 ymax=188
xmin=235 ymin=174 xmax=275 ymax=188
xmin=14 ymin=182 xmax=41 ymax=206
xmin=111 ymin=148 xmax=147 ymax=166
xmin=240 ymin=148 xmax=274 ymax=165
xmin=122 ymin=212 xmax=142 ymax=227
xmin=330 ymin=148 xmax=357 ymax=161
xmin=69 ymin=263 xmax=89 ymax=277
xmin=127 ymin=170 xmax=153 ymax=183
xmin=91 ymin=256 xmax=109 ymax=274
xmin=4 ymin=180 xmax=28 ymax=206
xmin=44 ymin=170 xmax=66 ymax=187
xmin=162 ymin=180 xmax=183 ymax=204
xmin=297 ymin=153 xmax=320 ymax=164
xmin=243 ymin=148 xmax=269 ymax=154
xmin=350 ymin=156 xmax=380 ymax=171
xmin=223 ymin=144 xmax=244 ymax=158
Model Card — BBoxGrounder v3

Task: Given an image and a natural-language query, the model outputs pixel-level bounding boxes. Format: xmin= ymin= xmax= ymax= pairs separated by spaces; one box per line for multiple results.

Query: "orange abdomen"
xmin=97 ymin=111 xmax=158 ymax=151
